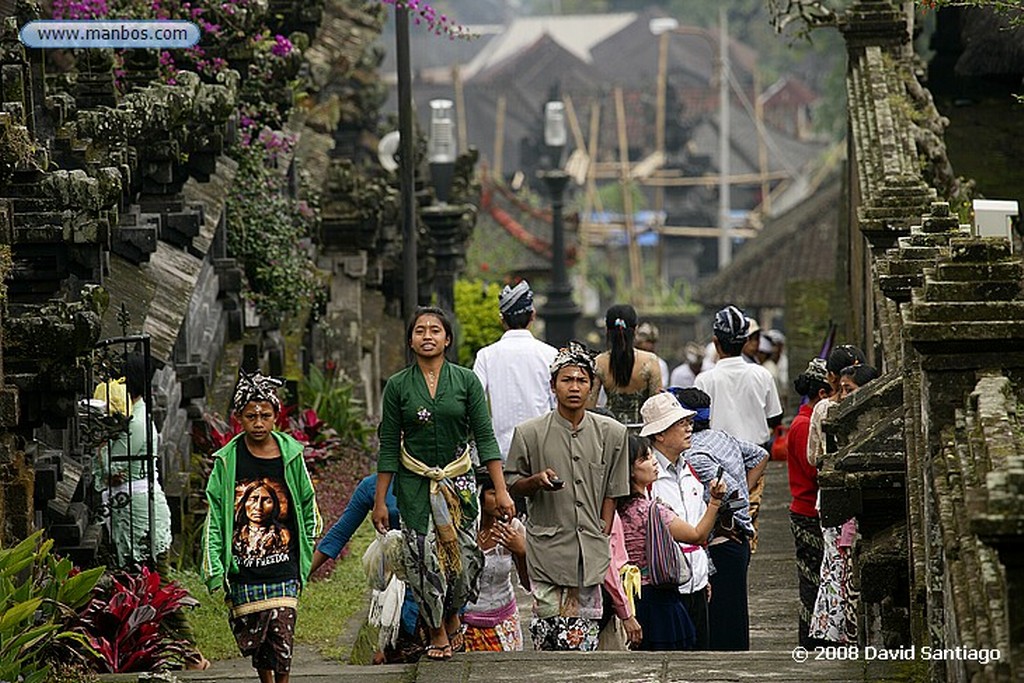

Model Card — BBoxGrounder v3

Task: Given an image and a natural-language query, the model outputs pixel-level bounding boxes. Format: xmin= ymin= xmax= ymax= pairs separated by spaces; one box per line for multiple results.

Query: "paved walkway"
xmin=105 ymin=462 xmax=890 ymax=682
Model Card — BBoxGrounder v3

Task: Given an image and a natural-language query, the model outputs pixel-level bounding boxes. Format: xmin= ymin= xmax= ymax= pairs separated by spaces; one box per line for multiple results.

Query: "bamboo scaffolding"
xmin=614 ymin=87 xmax=644 ymax=298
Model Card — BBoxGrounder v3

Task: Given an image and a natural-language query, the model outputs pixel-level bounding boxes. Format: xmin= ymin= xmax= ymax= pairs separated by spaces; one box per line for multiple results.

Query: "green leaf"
xmin=57 ymin=566 xmax=104 ymax=609
xmin=0 ymin=597 xmax=42 ymax=632
xmin=0 ymin=532 xmax=41 ymax=575
xmin=10 ymin=623 xmax=60 ymax=657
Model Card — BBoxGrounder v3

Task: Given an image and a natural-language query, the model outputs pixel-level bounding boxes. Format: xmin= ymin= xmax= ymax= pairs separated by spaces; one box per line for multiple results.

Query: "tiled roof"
xmin=462 ymin=13 xmax=638 ymax=79
xmin=694 ymin=173 xmax=841 ymax=309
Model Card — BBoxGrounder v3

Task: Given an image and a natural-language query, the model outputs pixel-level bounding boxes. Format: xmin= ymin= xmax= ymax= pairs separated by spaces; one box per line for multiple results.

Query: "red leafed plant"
xmin=76 ymin=566 xmax=198 ymax=673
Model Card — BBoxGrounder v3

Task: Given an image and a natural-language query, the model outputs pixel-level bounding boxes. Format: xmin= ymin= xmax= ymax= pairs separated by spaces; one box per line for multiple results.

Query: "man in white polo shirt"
xmin=639 ymin=392 xmax=711 ymax=650
xmin=473 ymin=280 xmax=558 ymax=461
xmin=695 ymin=305 xmax=782 ymax=552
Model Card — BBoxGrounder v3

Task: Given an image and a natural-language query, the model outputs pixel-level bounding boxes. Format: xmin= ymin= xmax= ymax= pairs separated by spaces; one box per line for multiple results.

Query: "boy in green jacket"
xmin=203 ymin=371 xmax=322 ymax=683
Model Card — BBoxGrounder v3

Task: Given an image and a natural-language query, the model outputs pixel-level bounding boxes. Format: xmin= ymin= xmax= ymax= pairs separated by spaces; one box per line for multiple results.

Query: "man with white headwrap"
xmin=505 ymin=342 xmax=629 ymax=651
xmin=473 ymin=279 xmax=558 ymax=461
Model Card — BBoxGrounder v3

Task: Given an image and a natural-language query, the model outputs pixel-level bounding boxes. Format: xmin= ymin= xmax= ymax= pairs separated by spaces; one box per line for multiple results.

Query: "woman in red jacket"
xmin=786 ymin=358 xmax=832 ymax=647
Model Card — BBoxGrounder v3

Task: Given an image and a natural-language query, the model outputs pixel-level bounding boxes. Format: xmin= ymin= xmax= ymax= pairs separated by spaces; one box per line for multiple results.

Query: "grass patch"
xmin=170 ymin=518 xmax=375 ymax=663
xmin=295 ymin=519 xmax=376 ymax=660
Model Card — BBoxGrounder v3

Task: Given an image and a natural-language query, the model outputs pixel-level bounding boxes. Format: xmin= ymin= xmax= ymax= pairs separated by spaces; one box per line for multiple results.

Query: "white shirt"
xmin=669 ymin=363 xmax=698 ymax=389
xmin=694 ymin=356 xmax=782 ymax=445
xmin=466 ymin=517 xmax=524 ymax=614
xmin=651 ymin=448 xmax=710 ymax=593
xmin=701 ymin=341 xmax=718 ymax=372
xmin=473 ymin=329 xmax=558 ymax=460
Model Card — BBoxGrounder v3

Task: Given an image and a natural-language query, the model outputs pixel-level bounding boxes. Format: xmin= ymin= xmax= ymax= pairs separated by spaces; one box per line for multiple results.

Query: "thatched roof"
xmin=694 ymin=172 xmax=841 ymax=309
xmin=956 ymin=7 xmax=1024 ymax=77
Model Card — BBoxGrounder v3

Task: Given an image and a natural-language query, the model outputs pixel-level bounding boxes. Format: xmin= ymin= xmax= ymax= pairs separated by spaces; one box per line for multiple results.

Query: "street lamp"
xmin=421 ymin=98 xmax=464 ymax=354
xmin=428 ymin=99 xmax=456 ymax=204
xmin=538 ymin=100 xmax=580 ymax=349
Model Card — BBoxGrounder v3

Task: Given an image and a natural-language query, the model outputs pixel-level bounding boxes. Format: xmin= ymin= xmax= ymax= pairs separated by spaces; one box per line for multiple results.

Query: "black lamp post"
xmin=395 ymin=4 xmax=418 ymax=320
xmin=538 ymin=101 xmax=580 ymax=348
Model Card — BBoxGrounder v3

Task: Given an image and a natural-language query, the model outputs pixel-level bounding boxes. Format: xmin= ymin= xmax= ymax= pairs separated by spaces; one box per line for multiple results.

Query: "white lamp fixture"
xmin=544 ymin=101 xmax=567 ymax=149
xmin=648 ymin=17 xmax=679 ymax=36
xmin=428 ymin=99 xmax=456 ymax=164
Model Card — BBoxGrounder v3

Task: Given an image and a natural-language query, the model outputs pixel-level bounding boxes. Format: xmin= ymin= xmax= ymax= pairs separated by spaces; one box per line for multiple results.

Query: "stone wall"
xmin=1 ymin=0 xmax=479 ymax=561
xmin=818 ymin=1 xmax=1024 ymax=680
xmin=0 ymin=1 xmax=240 ymax=558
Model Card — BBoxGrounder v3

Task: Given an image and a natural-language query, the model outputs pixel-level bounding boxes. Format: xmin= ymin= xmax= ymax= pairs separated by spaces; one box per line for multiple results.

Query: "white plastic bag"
xmin=361 ymin=532 xmax=389 ymax=591
xmin=361 ymin=529 xmax=405 ymax=591
xmin=368 ymin=573 xmax=406 ymax=651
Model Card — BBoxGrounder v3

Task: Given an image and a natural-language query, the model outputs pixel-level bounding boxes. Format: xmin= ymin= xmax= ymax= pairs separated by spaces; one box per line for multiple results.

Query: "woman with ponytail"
xmin=587 ymin=304 xmax=663 ymax=428
xmin=786 ymin=359 xmax=833 ymax=648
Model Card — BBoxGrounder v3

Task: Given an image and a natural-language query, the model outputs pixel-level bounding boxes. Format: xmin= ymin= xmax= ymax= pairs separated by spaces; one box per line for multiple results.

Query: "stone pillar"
xmin=874 ymin=201 xmax=968 ymax=647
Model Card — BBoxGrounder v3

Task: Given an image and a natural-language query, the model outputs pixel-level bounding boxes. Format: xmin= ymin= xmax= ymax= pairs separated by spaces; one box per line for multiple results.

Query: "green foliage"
xmin=593 ymin=179 xmax=647 ymax=214
xmin=0 ymin=532 xmax=104 ymax=683
xmin=454 ymin=279 xmax=505 ymax=366
xmin=583 ymin=245 xmax=699 ymax=314
xmin=298 ymin=365 xmax=374 ymax=447
xmin=225 ymin=142 xmax=322 ymax=324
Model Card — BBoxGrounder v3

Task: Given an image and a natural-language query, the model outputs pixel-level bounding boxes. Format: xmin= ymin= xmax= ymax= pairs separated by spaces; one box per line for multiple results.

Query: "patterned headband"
xmin=232 ymin=370 xmax=284 ymax=414
xmin=499 ymin=280 xmax=534 ymax=316
xmin=550 ymin=341 xmax=596 ymax=377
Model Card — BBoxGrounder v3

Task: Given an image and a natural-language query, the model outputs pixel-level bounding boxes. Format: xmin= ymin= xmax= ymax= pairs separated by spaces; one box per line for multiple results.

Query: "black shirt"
xmin=230 ymin=437 xmax=299 ymax=584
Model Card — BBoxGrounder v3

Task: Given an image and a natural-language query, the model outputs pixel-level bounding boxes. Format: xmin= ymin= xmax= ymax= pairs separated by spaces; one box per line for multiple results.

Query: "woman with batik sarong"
xmin=463 ymin=469 xmax=529 ymax=652
xmin=373 ymin=306 xmax=514 ymax=662
xmin=807 ymin=345 xmax=868 ymax=645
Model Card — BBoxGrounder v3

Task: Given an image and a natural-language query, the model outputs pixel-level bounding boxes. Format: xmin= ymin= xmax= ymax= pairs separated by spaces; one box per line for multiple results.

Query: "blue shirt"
xmin=316 ymin=474 xmax=398 ymax=559
xmin=315 ymin=474 xmax=416 ymax=635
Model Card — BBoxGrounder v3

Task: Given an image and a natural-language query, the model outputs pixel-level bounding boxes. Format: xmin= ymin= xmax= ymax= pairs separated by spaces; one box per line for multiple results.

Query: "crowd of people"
xmin=195 ymin=279 xmax=874 ymax=681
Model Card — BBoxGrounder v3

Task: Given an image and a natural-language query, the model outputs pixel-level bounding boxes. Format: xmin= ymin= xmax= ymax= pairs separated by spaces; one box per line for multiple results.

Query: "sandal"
xmin=448 ymin=624 xmax=466 ymax=653
xmin=185 ymin=656 xmax=211 ymax=671
xmin=424 ymin=644 xmax=452 ymax=661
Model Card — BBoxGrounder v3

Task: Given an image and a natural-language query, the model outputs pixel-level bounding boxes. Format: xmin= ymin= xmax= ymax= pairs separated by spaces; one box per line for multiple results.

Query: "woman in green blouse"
xmin=373 ymin=306 xmax=515 ymax=661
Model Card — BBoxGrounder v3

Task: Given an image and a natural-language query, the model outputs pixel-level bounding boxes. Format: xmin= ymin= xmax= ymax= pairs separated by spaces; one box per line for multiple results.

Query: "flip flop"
xmin=424 ymin=644 xmax=452 ymax=661
xmin=448 ymin=624 xmax=466 ymax=653
xmin=185 ymin=656 xmax=211 ymax=671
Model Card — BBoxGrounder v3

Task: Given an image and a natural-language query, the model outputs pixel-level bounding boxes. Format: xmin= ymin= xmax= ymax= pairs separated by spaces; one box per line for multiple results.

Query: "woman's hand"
xmin=371 ymin=501 xmax=390 ymax=535
xmin=622 ymin=616 xmax=643 ymax=647
xmin=494 ymin=518 xmax=525 ymax=556
xmin=494 ymin=488 xmax=516 ymax=520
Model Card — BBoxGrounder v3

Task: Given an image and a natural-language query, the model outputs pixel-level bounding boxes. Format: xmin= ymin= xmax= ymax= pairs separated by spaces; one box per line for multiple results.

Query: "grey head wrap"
xmin=498 ymin=280 xmax=534 ymax=317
